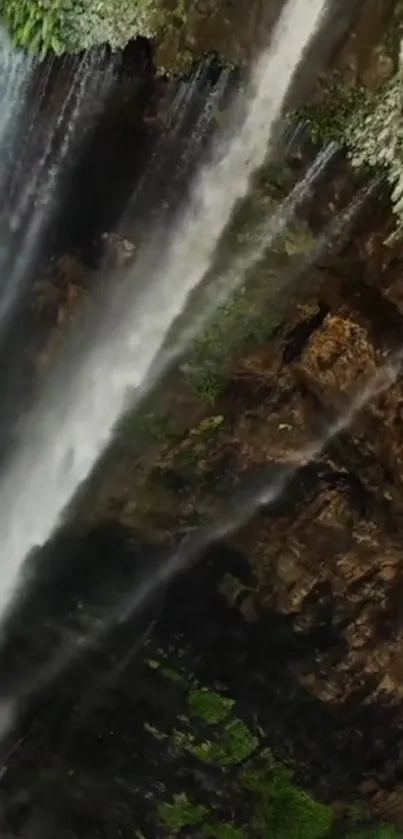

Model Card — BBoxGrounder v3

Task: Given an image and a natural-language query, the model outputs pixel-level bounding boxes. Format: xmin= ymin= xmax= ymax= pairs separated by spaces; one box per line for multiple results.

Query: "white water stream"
xmin=3 ymin=344 xmax=400 ymax=719
xmin=0 ymin=28 xmax=31 ymax=180
xmin=0 ymin=55 xmax=114 ymax=329
xmin=0 ymin=0 xmax=328 ymax=620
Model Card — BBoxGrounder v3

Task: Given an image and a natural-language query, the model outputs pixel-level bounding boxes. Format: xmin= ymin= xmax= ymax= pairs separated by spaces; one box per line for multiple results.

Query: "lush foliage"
xmin=0 ymin=0 xmax=69 ymax=56
xmin=62 ymin=0 xmax=166 ymax=52
xmin=0 ymin=0 xmax=185 ymax=55
xmin=345 ymin=68 xmax=403 ymax=238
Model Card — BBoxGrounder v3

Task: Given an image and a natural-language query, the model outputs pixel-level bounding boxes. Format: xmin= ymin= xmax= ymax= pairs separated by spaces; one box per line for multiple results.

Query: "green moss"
xmin=180 ymin=215 xmax=315 ymax=403
xmin=180 ymin=279 xmax=281 ymax=403
xmin=150 ymin=676 xmax=403 ymax=839
xmin=178 ymin=697 xmax=258 ymax=766
xmin=242 ymin=763 xmax=334 ymax=839
xmin=157 ymin=792 xmax=208 ymax=830
xmin=188 ymin=689 xmax=235 ymax=724
xmin=221 ymin=719 xmax=259 ymax=764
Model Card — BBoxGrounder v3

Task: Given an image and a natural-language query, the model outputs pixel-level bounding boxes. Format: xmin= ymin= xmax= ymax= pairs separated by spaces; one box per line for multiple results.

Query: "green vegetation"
xmin=1 ymin=0 xmax=68 ymax=56
xmin=345 ymin=68 xmax=403 ymax=240
xmin=0 ymin=0 xmax=186 ymax=55
xmin=308 ymin=66 xmax=403 ymax=240
xmin=188 ymin=689 xmax=235 ymax=724
xmin=157 ymin=793 xmax=208 ymax=830
xmin=174 ymin=717 xmax=259 ymax=767
xmin=297 ymin=75 xmax=371 ymax=146
xmin=149 ymin=666 xmax=403 ymax=839
xmin=181 ymin=285 xmax=274 ymax=403
xmin=181 ymin=219 xmax=314 ymax=403
xmin=242 ymin=762 xmax=334 ymax=839
xmin=296 ymin=23 xmax=403 ymax=239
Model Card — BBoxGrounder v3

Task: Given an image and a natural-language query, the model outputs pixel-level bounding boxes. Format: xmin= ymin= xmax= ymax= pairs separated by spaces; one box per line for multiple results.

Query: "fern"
xmin=0 ymin=0 xmax=183 ymax=56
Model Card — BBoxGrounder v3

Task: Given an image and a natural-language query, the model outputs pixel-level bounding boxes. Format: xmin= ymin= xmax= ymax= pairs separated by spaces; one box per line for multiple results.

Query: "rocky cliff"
xmin=2 ymin=1 xmax=403 ymax=838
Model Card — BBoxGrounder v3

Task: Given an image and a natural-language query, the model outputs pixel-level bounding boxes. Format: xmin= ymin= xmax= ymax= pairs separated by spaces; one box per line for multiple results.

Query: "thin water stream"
xmin=0 ymin=0 xmax=329 ymax=627
xmin=91 ymin=349 xmax=403 ymax=644
xmin=0 ymin=53 xmax=114 ymax=330
xmin=0 ymin=340 xmax=399 ymax=727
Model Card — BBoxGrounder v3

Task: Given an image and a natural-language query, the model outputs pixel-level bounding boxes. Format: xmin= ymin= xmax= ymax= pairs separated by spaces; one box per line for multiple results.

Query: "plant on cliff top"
xmin=0 ymin=0 xmax=70 ymax=55
xmin=345 ymin=66 xmax=403 ymax=239
xmin=62 ymin=0 xmax=164 ymax=52
xmin=0 ymin=0 xmax=186 ymax=55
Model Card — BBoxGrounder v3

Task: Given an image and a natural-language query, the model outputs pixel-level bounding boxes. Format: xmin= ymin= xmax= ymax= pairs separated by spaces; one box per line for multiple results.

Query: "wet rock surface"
xmin=4 ymin=4 xmax=403 ymax=837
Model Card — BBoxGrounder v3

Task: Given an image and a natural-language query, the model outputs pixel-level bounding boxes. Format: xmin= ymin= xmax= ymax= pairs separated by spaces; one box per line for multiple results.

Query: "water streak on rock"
xmin=0 ymin=0 xmax=328 ymax=635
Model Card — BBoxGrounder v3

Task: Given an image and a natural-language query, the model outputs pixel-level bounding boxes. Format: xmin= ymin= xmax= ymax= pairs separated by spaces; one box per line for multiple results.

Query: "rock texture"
xmin=3 ymin=2 xmax=403 ymax=837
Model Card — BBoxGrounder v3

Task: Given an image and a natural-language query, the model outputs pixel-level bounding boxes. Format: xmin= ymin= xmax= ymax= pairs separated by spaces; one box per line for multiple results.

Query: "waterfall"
xmin=0 ymin=346 xmax=399 ymax=716
xmin=86 ymin=352 xmax=403 ymax=645
xmin=0 ymin=28 xmax=32 ymax=204
xmin=0 ymin=52 xmax=114 ymax=330
xmin=0 ymin=0 xmax=328 ymax=621
xmin=0 ymin=28 xmax=31 ymax=156
xmin=154 ymin=141 xmax=339 ymax=372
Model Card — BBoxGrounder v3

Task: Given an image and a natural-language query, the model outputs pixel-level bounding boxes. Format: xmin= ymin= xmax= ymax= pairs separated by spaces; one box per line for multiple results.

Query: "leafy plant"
xmin=0 ymin=0 xmax=187 ymax=55
xmin=0 ymin=0 xmax=72 ymax=56
xmin=345 ymin=68 xmax=403 ymax=239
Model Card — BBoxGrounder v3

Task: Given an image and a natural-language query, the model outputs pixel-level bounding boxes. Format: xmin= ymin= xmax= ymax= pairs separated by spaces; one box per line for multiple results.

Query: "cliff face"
xmin=3 ymin=1 xmax=403 ymax=837
xmin=73 ymin=183 xmax=403 ymax=827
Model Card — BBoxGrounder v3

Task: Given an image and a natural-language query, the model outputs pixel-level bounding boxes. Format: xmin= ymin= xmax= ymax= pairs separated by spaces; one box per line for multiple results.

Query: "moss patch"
xmin=181 ymin=218 xmax=315 ymax=404
xmin=188 ymin=689 xmax=235 ymax=724
xmin=157 ymin=792 xmax=208 ymax=830
xmin=242 ymin=763 xmax=334 ymax=839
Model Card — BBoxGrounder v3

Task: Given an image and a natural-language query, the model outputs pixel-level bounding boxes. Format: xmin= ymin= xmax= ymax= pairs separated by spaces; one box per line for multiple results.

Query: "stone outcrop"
xmin=3 ymin=2 xmax=403 ymax=837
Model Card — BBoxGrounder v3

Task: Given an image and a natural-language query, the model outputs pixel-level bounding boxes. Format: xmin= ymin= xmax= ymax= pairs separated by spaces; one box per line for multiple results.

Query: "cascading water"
xmin=121 ymin=61 xmax=234 ymax=243
xmin=0 ymin=28 xmax=31 ymax=175
xmin=155 ymin=140 xmax=339 ymax=370
xmin=0 ymin=0 xmax=330 ymax=627
xmin=0 ymin=30 xmax=32 ymax=254
xmin=100 ymin=352 xmax=403 ymax=641
xmin=0 ymin=51 xmax=115 ymax=330
xmin=0 ymin=345 xmax=399 ymax=717
xmin=0 ymin=174 xmax=374 ymax=731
